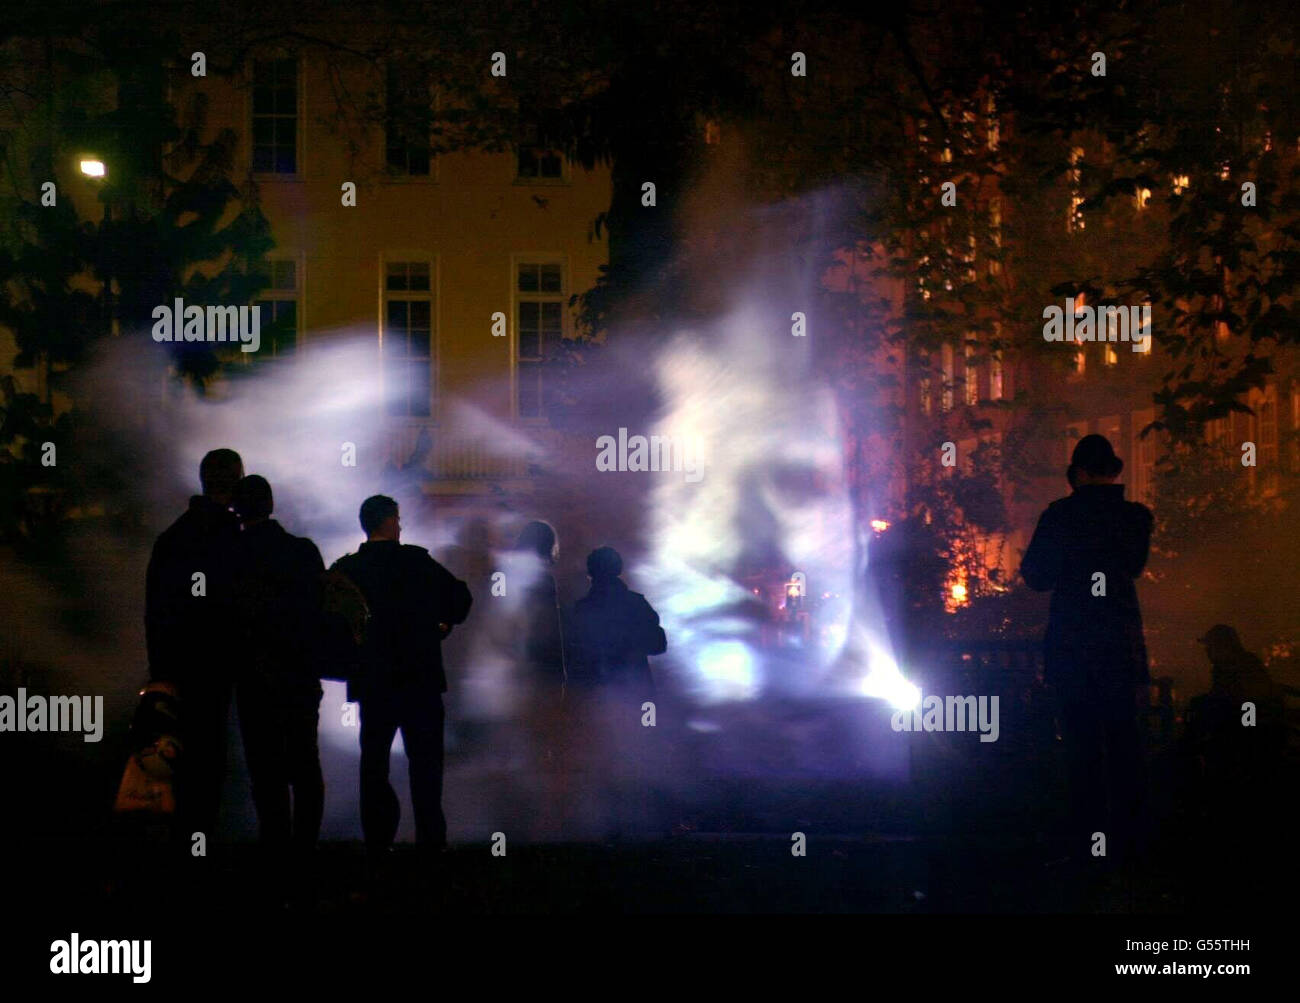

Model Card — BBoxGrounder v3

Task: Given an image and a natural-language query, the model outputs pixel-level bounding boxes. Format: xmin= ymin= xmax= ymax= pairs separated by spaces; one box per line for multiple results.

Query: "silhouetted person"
xmin=1181 ymin=625 xmax=1286 ymax=909
xmin=1021 ymin=434 xmax=1153 ymax=863
xmin=331 ymin=496 xmax=471 ymax=867
xmin=144 ymin=448 xmax=244 ymax=846
xmin=570 ymin=547 xmax=666 ymax=697
xmin=1184 ymin=625 xmax=1285 ymax=797
xmin=230 ymin=475 xmax=326 ymax=894
xmin=511 ymin=521 xmax=566 ymax=700
xmin=569 ymin=547 xmax=667 ymax=839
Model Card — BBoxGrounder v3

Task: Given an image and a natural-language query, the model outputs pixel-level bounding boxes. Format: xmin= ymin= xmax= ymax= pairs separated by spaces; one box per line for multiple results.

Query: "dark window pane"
xmin=539 ymin=264 xmax=561 ymax=292
xmin=519 ymin=362 xmax=540 ymax=417
xmin=386 ymin=263 xmax=407 ymax=290
xmin=253 ymin=147 xmax=273 ymax=172
xmin=387 ymin=300 xmax=408 ymax=336
xmin=384 ymin=358 xmax=407 ymax=415
xmin=273 ymin=260 xmax=296 ymax=290
xmin=275 ymin=144 xmax=296 ymax=174
xmin=518 ymin=301 xmax=539 ymax=331
xmin=252 ymin=118 xmax=273 ymax=145
xmin=519 ymin=325 xmax=540 ymax=359
xmin=517 ymin=265 xmax=538 ymax=292
xmin=409 ymin=262 xmax=430 ymax=290
xmin=541 ymin=302 xmax=562 ymax=332
xmin=410 ymin=327 xmax=431 ymax=357
xmin=407 ymin=148 xmax=430 ymax=175
xmin=409 ymin=300 xmax=430 ymax=329
xmin=410 ymin=361 xmax=431 ymax=416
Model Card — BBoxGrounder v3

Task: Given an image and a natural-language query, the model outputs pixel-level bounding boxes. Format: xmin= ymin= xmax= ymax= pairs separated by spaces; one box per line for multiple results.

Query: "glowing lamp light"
xmin=79 ymin=159 xmax=106 ymax=178
xmin=870 ymin=519 xmax=890 ymax=533
xmin=950 ymin=582 xmax=968 ymax=603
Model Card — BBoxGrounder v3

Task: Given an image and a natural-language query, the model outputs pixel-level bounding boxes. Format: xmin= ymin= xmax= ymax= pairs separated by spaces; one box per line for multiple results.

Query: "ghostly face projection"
xmin=636 ymin=322 xmax=916 ymax=708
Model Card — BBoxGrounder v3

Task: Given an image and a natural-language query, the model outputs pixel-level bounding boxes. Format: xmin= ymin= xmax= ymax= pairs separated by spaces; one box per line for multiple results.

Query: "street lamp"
xmin=78 ymin=157 xmax=114 ymax=336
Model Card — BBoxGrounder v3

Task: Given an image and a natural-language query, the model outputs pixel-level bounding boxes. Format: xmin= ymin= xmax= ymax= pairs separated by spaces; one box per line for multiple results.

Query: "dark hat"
xmin=1069 ymin=434 xmax=1123 ymax=479
xmin=1198 ymin=624 xmax=1242 ymax=648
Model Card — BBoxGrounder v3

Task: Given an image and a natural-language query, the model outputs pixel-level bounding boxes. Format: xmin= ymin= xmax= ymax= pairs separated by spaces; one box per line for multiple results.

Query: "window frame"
xmin=249 ymin=54 xmax=303 ymax=178
xmin=379 ymin=253 xmax=438 ymax=421
xmin=510 ymin=254 xmax=568 ymax=422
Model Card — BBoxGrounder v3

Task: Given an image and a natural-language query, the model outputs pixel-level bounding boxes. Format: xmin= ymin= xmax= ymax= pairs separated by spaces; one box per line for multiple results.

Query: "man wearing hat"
xmin=1021 ymin=434 xmax=1155 ymax=862
xmin=1186 ymin=624 xmax=1286 ymax=773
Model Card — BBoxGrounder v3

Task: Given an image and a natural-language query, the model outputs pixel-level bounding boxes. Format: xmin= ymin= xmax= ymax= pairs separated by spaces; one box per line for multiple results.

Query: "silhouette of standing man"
xmin=230 ymin=475 xmax=326 ymax=895
xmin=332 ymin=496 xmax=471 ymax=871
xmin=145 ymin=448 xmax=244 ymax=850
xmin=1021 ymin=434 xmax=1153 ymax=863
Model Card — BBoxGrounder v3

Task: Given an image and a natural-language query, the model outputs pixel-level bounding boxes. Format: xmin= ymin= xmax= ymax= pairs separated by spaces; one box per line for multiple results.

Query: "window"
xmin=941 ymin=343 xmax=954 ymax=411
xmin=989 ymin=351 xmax=1003 ymax=400
xmin=919 ymin=377 xmax=932 ymax=416
xmin=252 ymin=58 xmax=298 ymax=174
xmin=1134 ymin=301 xmax=1153 ymax=353
xmin=515 ymin=261 xmax=564 ymax=418
xmin=1067 ymin=146 xmax=1085 ymax=232
xmin=985 ymin=93 xmax=999 ymax=151
xmin=517 ymin=110 xmax=564 ymax=181
xmin=255 ymin=258 xmax=300 ymax=356
xmin=386 ymin=62 xmax=431 ymax=176
xmin=383 ymin=261 xmax=433 ymax=417
xmin=1130 ymin=409 xmax=1156 ymax=505
xmin=987 ymin=197 xmax=1002 ymax=276
xmin=964 ymin=341 xmax=979 ymax=405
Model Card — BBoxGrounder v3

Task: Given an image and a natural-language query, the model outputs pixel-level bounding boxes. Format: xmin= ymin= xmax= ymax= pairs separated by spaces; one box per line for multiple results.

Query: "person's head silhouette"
xmin=586 ymin=546 xmax=623 ymax=583
xmin=1067 ymin=434 xmax=1123 ymax=488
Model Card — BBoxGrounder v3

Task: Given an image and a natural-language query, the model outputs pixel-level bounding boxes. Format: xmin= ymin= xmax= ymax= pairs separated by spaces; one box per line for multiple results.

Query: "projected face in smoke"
xmin=637 ymin=320 xmax=860 ymax=703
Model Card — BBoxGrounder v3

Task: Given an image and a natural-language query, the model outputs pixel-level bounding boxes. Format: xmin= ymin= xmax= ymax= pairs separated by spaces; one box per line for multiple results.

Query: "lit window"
xmin=1172 ymin=174 xmax=1190 ymax=195
xmin=941 ymin=343 xmax=954 ymax=411
xmin=989 ymin=351 xmax=1003 ymax=400
xmin=964 ymin=341 xmax=979 ymax=405
xmin=1136 ymin=187 xmax=1152 ymax=209
xmin=1068 ymin=147 xmax=1085 ymax=232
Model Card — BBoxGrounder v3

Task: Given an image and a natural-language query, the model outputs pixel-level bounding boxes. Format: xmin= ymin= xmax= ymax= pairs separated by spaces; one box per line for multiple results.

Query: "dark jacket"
xmin=1020 ymin=483 xmax=1153 ymax=703
xmin=145 ymin=495 xmax=243 ymax=686
xmin=569 ymin=577 xmax=666 ymax=690
xmin=331 ymin=540 xmax=472 ymax=699
xmin=1186 ymin=650 xmax=1287 ymax=766
xmin=231 ymin=519 xmax=326 ymax=693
